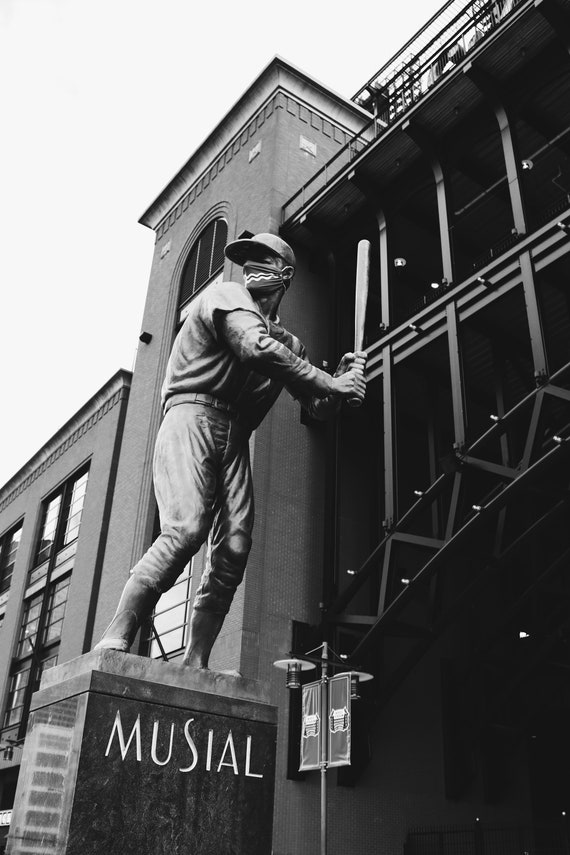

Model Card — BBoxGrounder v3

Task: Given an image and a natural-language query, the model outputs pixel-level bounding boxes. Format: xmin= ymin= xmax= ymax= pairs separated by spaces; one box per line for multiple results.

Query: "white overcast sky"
xmin=0 ymin=0 xmax=445 ymax=488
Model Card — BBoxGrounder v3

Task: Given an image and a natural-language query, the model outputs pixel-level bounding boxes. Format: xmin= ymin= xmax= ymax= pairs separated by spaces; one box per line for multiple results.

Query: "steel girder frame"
xmin=325 ymin=362 xmax=570 ymax=707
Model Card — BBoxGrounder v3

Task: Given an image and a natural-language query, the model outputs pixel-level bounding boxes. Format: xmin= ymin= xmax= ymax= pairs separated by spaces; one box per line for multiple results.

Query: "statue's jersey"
xmin=161 ymin=280 xmax=333 ymax=431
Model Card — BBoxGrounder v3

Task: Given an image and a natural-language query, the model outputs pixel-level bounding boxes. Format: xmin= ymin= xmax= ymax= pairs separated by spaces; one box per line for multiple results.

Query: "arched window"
xmin=178 ymin=218 xmax=227 ymax=321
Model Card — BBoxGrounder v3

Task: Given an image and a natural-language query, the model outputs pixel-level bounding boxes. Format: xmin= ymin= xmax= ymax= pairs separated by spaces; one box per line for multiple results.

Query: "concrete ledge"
xmin=40 ymin=648 xmax=271 ymax=704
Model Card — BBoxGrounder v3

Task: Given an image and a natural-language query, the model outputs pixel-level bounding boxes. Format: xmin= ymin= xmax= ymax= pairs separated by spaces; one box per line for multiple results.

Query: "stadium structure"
xmin=1 ymin=1 xmax=570 ymax=851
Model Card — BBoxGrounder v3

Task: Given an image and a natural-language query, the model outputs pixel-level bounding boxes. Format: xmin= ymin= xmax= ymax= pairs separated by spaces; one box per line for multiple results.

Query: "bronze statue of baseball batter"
xmin=95 ymin=233 xmax=366 ymax=669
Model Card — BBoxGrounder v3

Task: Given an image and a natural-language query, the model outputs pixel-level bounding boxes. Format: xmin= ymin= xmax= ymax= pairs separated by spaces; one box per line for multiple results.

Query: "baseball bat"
xmin=348 ymin=239 xmax=371 ymax=407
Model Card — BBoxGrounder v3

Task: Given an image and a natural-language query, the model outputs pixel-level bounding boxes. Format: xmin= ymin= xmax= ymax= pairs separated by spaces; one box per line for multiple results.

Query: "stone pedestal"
xmin=7 ymin=650 xmax=277 ymax=855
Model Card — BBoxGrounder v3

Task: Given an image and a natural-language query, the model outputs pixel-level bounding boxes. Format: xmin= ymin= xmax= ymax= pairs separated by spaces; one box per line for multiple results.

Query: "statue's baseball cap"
xmin=224 ymin=233 xmax=296 ymax=269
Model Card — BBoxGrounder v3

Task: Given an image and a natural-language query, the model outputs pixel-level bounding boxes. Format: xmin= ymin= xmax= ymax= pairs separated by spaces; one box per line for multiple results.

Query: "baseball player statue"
xmin=95 ymin=233 xmax=366 ymax=669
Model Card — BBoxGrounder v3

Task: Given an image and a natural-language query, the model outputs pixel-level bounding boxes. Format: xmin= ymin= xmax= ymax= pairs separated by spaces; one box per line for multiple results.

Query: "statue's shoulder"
xmin=208 ymin=278 xmax=246 ymax=295
xmin=204 ymin=279 xmax=257 ymax=312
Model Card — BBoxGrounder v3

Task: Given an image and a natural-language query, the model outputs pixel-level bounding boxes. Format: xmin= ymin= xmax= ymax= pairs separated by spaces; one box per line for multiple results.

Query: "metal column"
xmin=519 ymin=250 xmax=549 ymax=382
xmin=377 ymin=209 xmax=391 ymax=330
xmin=447 ymin=301 xmax=467 ymax=451
xmin=378 ymin=343 xmax=396 ymax=614
xmin=463 ymin=62 xmax=527 ymax=236
xmin=402 ymin=119 xmax=454 ymax=283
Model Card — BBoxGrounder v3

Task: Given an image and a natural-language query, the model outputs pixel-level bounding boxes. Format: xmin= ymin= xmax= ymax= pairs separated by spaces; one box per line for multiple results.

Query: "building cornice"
xmin=0 ymin=369 xmax=132 ymax=513
xmin=139 ymin=56 xmax=369 ymax=233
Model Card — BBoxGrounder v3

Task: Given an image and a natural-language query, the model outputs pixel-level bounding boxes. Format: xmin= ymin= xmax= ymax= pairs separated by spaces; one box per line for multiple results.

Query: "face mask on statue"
xmin=243 ymin=261 xmax=294 ymax=293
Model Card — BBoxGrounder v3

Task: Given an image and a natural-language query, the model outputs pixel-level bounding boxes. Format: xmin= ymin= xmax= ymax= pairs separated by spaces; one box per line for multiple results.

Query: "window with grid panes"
xmin=178 ymin=219 xmax=227 ymax=323
xmin=30 ymin=466 xmax=89 ymax=586
xmin=35 ymin=494 xmax=61 ymax=566
xmin=3 ymin=652 xmax=58 ymax=731
xmin=3 ymin=578 xmax=69 ymax=735
xmin=62 ymin=470 xmax=88 ymax=547
xmin=17 ymin=579 xmax=71 ymax=655
xmin=43 ymin=576 xmax=70 ymax=645
xmin=0 ymin=523 xmax=22 ymax=596
xmin=16 ymin=591 xmax=43 ymax=658
xmin=149 ymin=561 xmax=193 ymax=659
xmin=2 ymin=467 xmax=89 ymax=738
xmin=142 ymin=509 xmax=194 ymax=660
xmin=3 ymin=664 xmax=31 ymax=729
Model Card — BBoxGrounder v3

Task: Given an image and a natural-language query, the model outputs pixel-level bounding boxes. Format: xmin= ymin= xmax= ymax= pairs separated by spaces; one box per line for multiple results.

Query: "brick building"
xmin=0 ymin=370 xmax=131 ymax=851
xmin=2 ymin=0 xmax=570 ymax=851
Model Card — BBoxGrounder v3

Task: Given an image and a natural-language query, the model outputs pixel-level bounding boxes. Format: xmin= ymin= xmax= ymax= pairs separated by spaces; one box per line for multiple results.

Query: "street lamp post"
xmin=319 ymin=642 xmax=329 ymax=855
xmin=274 ymin=643 xmax=373 ymax=855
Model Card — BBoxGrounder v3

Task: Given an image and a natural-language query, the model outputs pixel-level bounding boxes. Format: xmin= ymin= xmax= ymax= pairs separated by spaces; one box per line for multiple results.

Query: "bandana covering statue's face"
xmin=243 ymin=252 xmax=294 ymax=295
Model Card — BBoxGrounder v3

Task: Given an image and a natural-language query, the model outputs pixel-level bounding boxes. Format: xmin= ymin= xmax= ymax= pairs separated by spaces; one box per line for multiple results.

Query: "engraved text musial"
xmin=104 ymin=710 xmax=264 ymax=778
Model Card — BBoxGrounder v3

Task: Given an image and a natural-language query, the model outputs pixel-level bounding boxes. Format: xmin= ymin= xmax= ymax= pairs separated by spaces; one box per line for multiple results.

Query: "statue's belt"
xmin=164 ymin=392 xmax=237 ymax=417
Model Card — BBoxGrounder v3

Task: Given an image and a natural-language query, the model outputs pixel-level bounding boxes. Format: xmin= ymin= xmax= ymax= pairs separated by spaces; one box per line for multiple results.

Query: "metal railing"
xmin=282 ymin=0 xmax=528 ymax=224
xmin=354 ymin=0 xmax=521 ymax=108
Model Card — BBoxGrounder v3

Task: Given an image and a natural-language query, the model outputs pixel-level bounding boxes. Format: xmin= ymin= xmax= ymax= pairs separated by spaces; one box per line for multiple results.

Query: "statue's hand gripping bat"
xmin=348 ymin=239 xmax=371 ymax=407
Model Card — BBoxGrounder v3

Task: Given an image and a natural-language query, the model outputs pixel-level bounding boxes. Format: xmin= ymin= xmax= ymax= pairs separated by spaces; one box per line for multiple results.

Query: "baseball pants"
xmin=129 ymin=402 xmax=254 ymax=615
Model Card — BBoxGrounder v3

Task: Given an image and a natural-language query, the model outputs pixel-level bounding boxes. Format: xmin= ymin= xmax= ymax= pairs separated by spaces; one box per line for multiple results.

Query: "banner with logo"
xmin=328 ymin=674 xmax=351 ymax=768
xmin=299 ymin=680 xmax=320 ymax=771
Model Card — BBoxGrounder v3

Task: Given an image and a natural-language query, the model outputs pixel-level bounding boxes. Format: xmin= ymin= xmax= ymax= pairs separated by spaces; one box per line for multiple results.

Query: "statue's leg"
xmin=94 ymin=575 xmax=162 ymax=652
xmin=182 ymin=610 xmax=226 ymax=670
xmin=95 ymin=405 xmax=217 ymax=653
xmin=184 ymin=421 xmax=254 ymax=670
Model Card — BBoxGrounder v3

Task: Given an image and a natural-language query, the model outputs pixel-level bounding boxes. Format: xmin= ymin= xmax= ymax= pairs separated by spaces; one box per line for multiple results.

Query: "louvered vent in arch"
xmin=178 ymin=219 xmax=228 ymax=321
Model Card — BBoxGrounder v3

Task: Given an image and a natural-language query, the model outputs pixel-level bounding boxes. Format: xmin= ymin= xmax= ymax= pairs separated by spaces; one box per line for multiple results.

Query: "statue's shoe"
xmin=93 ymin=637 xmax=130 ymax=652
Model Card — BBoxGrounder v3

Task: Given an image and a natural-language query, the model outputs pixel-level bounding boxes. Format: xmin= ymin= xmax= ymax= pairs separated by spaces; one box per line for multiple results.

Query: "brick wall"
xmin=0 ymin=372 xmax=131 ymax=719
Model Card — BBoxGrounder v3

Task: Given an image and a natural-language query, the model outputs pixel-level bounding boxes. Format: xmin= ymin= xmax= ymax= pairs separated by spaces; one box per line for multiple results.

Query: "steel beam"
xmin=306 ymin=241 xmax=342 ymax=607
xmin=447 ymin=301 xmax=467 ymax=450
xmin=402 ymin=120 xmax=454 ymax=283
xmin=545 ymin=384 xmax=570 ymax=403
xmin=445 ymin=472 xmax=463 ymax=540
xmin=348 ymin=437 xmax=570 ymax=662
xmin=519 ymin=250 xmax=549 ymax=381
xmin=377 ymin=502 xmax=570 ymax=709
xmin=346 ymin=169 xmax=392 ymax=331
xmin=463 ymin=62 xmax=527 ymax=236
xmin=328 ymin=364 xmax=570 ymax=619
xmin=521 ymin=390 xmax=545 ymax=469
xmin=377 ymin=209 xmax=390 ymax=330
xmin=392 ymin=532 xmax=445 ymax=549
xmin=382 ymin=344 xmax=396 ymax=532
xmin=378 ymin=345 xmax=396 ymax=618
xmin=377 ymin=538 xmax=394 ymax=618
xmin=459 ymin=456 xmax=517 ymax=480
xmin=492 ymin=347 xmax=510 ymax=554
xmin=427 ymin=387 xmax=441 ymax=538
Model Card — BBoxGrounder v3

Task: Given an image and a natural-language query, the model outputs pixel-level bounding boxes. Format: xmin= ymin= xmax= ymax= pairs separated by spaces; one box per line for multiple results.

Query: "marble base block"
xmin=7 ymin=650 xmax=277 ymax=855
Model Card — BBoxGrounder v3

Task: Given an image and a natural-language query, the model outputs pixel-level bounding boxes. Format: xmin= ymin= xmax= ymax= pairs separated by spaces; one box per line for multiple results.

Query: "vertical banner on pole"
xmin=328 ymin=674 xmax=351 ymax=768
xmin=300 ymin=681 xmax=321 ymax=771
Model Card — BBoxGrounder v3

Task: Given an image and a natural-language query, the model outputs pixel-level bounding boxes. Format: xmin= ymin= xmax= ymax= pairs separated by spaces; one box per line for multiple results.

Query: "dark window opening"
xmin=30 ymin=466 xmax=89 ymax=584
xmin=2 ymin=576 xmax=68 ymax=736
xmin=0 ymin=523 xmax=23 ymax=597
xmin=178 ymin=218 xmax=228 ymax=318
xmin=147 ymin=561 xmax=193 ymax=661
xmin=2 ymin=467 xmax=88 ymax=740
